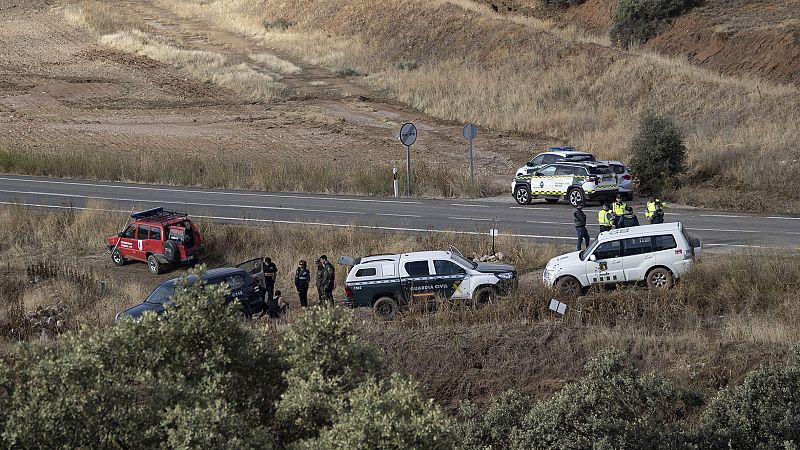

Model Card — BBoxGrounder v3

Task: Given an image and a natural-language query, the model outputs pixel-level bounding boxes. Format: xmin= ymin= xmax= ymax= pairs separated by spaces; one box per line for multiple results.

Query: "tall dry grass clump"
xmin=157 ymin=0 xmax=800 ymax=211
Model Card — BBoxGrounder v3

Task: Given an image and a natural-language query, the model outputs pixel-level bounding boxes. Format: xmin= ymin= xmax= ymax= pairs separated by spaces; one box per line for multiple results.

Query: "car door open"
xmin=237 ymin=258 xmax=266 ymax=289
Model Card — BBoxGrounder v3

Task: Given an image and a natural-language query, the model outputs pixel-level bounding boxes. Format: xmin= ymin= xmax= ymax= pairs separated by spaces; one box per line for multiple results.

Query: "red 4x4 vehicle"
xmin=107 ymin=208 xmax=204 ymax=275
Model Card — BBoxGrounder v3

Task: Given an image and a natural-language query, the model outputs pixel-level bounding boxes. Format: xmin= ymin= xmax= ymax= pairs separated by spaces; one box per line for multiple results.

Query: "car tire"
xmin=147 ymin=254 xmax=162 ymax=275
xmin=555 ymin=276 xmax=582 ymax=296
xmin=373 ymin=296 xmax=398 ymax=320
xmin=163 ymin=240 xmax=179 ymax=264
xmin=514 ymin=185 xmax=532 ymax=205
xmin=473 ymin=286 xmax=498 ymax=305
xmin=646 ymin=268 xmax=673 ymax=290
xmin=111 ymin=249 xmax=126 ymax=266
xmin=567 ymin=188 xmax=584 ymax=207
xmin=545 ymin=198 xmax=559 ymax=204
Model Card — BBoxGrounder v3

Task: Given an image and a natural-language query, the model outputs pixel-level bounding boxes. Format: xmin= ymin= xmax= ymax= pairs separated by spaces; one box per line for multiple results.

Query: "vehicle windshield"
xmin=144 ymin=280 xmax=178 ymax=304
xmin=610 ymin=164 xmax=626 ymax=174
xmin=587 ymin=166 xmax=613 ymax=175
xmin=564 ymin=154 xmax=594 ymax=162
xmin=580 ymin=239 xmax=601 ymax=260
xmin=452 ymin=253 xmax=478 ymax=270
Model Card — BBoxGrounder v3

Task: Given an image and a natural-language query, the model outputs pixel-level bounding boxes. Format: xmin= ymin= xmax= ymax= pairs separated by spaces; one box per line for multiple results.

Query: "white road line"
xmin=450 ymin=203 xmax=490 ymax=208
xmin=0 ymin=200 xmax=791 ymax=250
xmin=698 ymin=214 xmax=747 ymax=218
xmin=448 ymin=217 xmax=492 ymax=221
xmin=0 ymin=189 xmax=366 ymax=215
xmin=0 ymin=176 xmax=422 ymax=205
xmin=687 ymin=227 xmax=761 ymax=234
xmin=526 ymin=220 xmax=574 ymax=226
xmin=766 ymin=216 xmax=800 ymax=220
xmin=377 ymin=213 xmax=421 ymax=218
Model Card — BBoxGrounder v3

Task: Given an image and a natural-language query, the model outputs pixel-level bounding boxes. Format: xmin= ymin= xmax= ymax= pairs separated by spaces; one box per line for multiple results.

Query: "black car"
xmin=115 ymin=267 xmax=265 ymax=322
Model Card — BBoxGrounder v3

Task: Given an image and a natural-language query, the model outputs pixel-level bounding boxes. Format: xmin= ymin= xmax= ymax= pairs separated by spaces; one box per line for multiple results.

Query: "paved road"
xmin=0 ymin=175 xmax=798 ymax=251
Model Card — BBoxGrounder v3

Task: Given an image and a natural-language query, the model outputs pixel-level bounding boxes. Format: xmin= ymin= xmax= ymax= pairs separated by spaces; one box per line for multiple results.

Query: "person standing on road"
xmin=619 ymin=206 xmax=640 ymax=228
xmin=645 ymin=195 xmax=668 ymax=224
xmin=574 ymin=202 xmax=590 ymax=251
xmin=651 ymin=203 xmax=665 ymax=224
xmin=598 ymin=203 xmax=613 ymax=233
xmin=612 ymin=194 xmax=627 ymax=228
xmin=315 ymin=258 xmax=327 ymax=306
xmin=294 ymin=260 xmax=311 ymax=308
xmin=321 ymin=255 xmax=336 ymax=306
xmin=263 ymin=257 xmax=278 ymax=317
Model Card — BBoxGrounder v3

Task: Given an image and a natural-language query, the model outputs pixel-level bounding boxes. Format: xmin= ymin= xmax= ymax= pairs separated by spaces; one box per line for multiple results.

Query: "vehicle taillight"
xmin=622 ymin=175 xmax=631 ymax=180
xmin=344 ymin=286 xmax=354 ymax=298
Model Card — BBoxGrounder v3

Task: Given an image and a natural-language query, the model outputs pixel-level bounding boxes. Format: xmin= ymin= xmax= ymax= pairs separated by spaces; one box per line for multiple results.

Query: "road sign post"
xmin=489 ymin=227 xmax=499 ymax=255
xmin=463 ymin=123 xmax=478 ymax=184
xmin=399 ymin=123 xmax=417 ymax=196
xmin=392 ymin=163 xmax=399 ymax=198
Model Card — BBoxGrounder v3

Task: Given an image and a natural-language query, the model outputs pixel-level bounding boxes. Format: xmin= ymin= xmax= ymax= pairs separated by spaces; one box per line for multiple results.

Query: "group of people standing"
xmin=574 ymin=194 xmax=668 ymax=251
xmin=260 ymin=255 xmax=337 ymax=318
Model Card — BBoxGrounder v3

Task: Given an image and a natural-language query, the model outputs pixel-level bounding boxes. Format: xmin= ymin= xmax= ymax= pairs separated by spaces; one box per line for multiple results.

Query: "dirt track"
xmin=0 ymin=0 xmax=543 ymax=182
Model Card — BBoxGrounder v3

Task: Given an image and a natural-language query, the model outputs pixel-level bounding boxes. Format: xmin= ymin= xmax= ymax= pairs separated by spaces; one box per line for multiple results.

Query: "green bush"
xmin=611 ymin=0 xmax=694 ymax=47
xmin=511 ymin=350 xmax=692 ymax=449
xmin=1 ymin=266 xmax=283 ymax=448
xmin=456 ymin=390 xmax=532 ymax=450
xmin=275 ymin=307 xmax=383 ymax=442
xmin=699 ymin=348 xmax=800 ymax=449
xmin=628 ymin=111 xmax=687 ymax=196
xmin=301 ymin=374 xmax=455 ymax=450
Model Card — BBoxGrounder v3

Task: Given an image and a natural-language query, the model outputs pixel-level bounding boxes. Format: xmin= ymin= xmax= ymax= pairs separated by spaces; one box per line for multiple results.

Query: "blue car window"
xmin=145 ymin=280 xmax=177 ymax=304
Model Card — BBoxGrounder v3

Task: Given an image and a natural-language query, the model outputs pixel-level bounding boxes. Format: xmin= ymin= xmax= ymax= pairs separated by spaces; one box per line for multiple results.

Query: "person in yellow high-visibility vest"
xmin=598 ymin=203 xmax=613 ymax=233
xmin=611 ymin=194 xmax=627 ymax=228
xmin=645 ymin=195 xmax=668 ymax=224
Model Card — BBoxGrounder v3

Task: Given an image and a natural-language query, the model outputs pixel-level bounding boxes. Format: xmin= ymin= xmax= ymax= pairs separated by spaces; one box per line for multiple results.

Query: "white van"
xmin=543 ymin=223 xmax=701 ymax=295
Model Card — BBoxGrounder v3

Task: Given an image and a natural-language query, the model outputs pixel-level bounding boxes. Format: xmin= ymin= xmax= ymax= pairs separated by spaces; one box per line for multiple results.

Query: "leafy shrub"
xmin=274 ymin=307 xmax=383 ymax=442
xmin=511 ymin=349 xmax=692 ymax=449
xmin=333 ymin=66 xmax=359 ymax=77
xmin=628 ymin=111 xmax=687 ymax=196
xmin=611 ymin=0 xmax=695 ymax=47
xmin=699 ymin=348 xmax=800 ymax=449
xmin=1 ymin=266 xmax=283 ymax=448
xmin=456 ymin=390 xmax=532 ymax=450
xmin=302 ymin=374 xmax=455 ymax=450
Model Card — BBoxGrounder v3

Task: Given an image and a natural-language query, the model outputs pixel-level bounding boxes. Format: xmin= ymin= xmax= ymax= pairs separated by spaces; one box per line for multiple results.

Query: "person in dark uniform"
xmin=574 ymin=201 xmax=590 ymax=251
xmin=320 ymin=255 xmax=335 ymax=306
xmin=315 ymin=258 xmax=327 ymax=306
xmin=651 ymin=204 xmax=665 ymax=224
xmin=294 ymin=260 xmax=311 ymax=308
xmin=263 ymin=257 xmax=278 ymax=317
xmin=619 ymin=206 xmax=640 ymax=228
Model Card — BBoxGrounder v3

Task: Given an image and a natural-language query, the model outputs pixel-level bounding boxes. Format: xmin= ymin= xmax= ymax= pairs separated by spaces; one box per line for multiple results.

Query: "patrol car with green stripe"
xmin=512 ymin=161 xmax=618 ymax=206
xmin=343 ymin=250 xmax=517 ymax=319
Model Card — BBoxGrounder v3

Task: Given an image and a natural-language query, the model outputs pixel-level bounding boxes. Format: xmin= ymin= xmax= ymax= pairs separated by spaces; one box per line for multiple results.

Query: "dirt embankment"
xmin=568 ymin=0 xmax=800 ymax=86
xmin=477 ymin=0 xmax=800 ymax=86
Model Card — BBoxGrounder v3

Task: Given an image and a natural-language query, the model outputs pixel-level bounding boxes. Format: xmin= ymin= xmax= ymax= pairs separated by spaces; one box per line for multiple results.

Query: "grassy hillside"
xmin=154 ymin=0 xmax=800 ymax=212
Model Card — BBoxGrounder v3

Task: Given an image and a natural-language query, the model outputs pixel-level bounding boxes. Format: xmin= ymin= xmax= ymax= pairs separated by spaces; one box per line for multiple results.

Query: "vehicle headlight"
xmin=497 ymin=272 xmax=514 ymax=279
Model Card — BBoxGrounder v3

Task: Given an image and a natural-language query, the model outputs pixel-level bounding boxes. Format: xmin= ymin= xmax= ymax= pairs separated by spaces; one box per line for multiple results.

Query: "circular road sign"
xmin=399 ymin=122 xmax=417 ymax=146
xmin=463 ymin=123 xmax=477 ymax=141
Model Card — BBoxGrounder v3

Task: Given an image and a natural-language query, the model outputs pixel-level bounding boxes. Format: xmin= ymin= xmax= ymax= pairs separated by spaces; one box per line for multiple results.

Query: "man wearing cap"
xmin=294 ymin=260 xmax=311 ymax=308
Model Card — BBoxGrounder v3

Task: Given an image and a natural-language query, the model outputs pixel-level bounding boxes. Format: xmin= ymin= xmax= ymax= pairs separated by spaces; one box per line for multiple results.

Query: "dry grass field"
xmin=1 ymin=204 xmax=798 ymax=409
xmin=0 ymin=0 xmax=797 ymax=209
xmin=151 ymin=0 xmax=800 ymax=211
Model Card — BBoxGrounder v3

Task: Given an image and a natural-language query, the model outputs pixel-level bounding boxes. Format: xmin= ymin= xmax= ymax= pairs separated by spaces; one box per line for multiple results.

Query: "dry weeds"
xmin=0 ymin=204 xmax=798 ymax=407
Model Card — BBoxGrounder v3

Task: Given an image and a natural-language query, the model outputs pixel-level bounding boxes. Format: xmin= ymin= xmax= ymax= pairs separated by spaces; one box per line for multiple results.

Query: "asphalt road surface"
xmin=0 ymin=175 xmax=798 ymax=252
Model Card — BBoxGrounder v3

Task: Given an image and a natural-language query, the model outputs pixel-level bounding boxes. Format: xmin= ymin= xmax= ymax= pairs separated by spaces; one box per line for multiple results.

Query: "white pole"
xmin=392 ymin=165 xmax=399 ymax=198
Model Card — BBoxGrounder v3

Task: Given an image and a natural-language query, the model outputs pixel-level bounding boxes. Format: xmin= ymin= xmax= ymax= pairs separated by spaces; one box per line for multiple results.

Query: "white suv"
xmin=543 ymin=223 xmax=702 ymax=295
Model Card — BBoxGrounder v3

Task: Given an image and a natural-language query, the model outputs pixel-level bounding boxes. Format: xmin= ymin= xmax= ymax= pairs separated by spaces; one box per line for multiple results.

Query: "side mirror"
xmin=589 ymin=255 xmax=597 ymax=262
xmin=526 ymin=161 xmax=534 ymax=167
xmin=117 ymin=232 xmax=125 ymax=237
xmin=534 ymin=172 xmax=543 ymax=177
